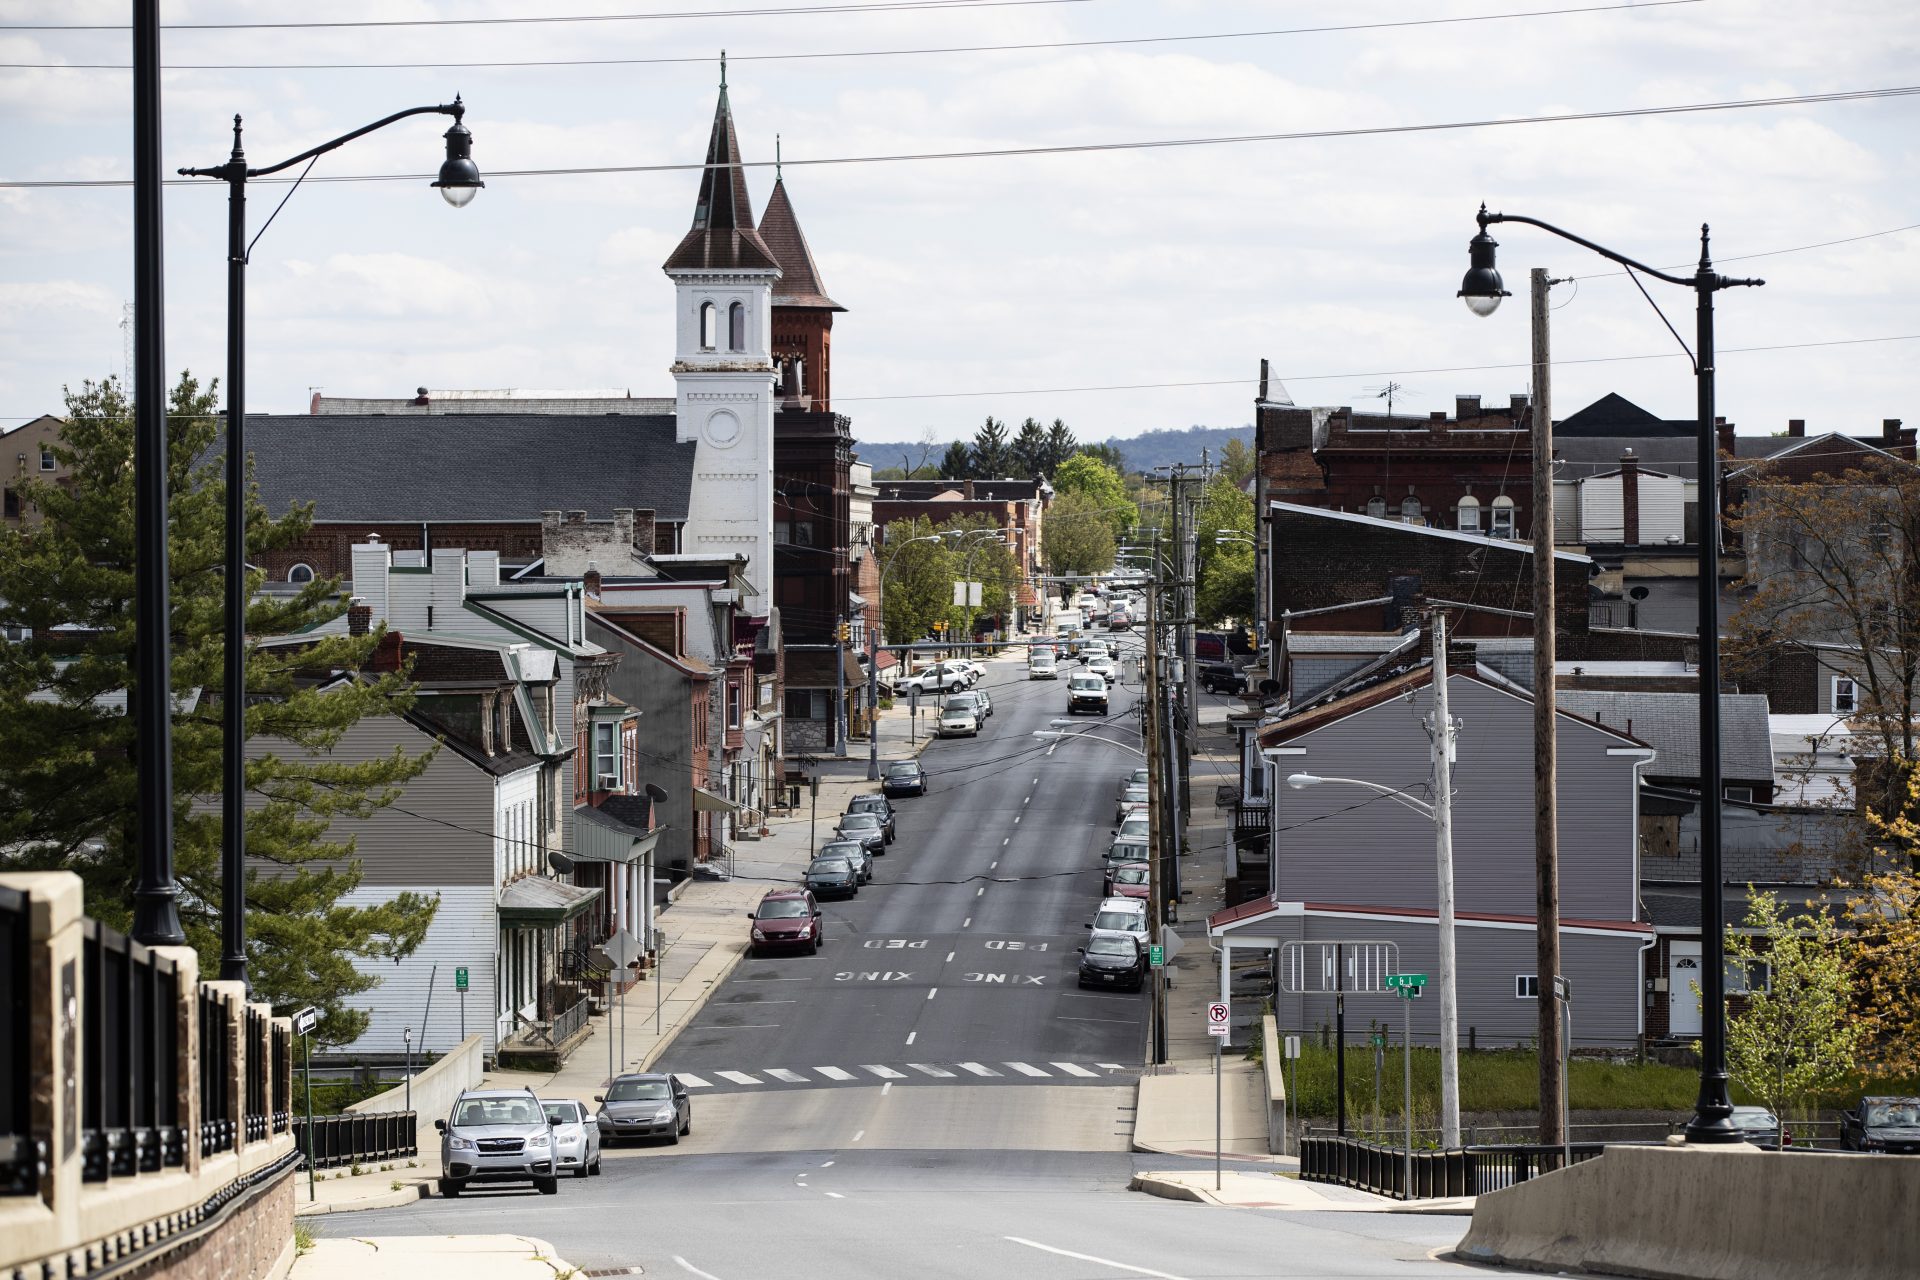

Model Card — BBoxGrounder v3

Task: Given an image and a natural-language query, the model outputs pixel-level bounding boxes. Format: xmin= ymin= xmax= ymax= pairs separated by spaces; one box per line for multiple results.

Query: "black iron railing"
xmin=552 ymin=995 xmax=590 ymax=1045
xmin=1 ymin=885 xmax=45 ymax=1197
xmin=80 ymin=919 xmax=184 ymax=1182
xmin=198 ymin=987 xmax=235 ymax=1158
xmin=244 ymin=1006 xmax=270 ymax=1143
xmin=1300 ymin=1134 xmax=1605 ymax=1199
xmin=271 ymin=1022 xmax=291 ymax=1134
xmin=292 ymin=1111 xmax=417 ymax=1169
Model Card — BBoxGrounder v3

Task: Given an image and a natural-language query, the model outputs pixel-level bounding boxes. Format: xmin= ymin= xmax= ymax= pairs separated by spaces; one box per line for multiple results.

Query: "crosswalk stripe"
xmin=675 ymin=1073 xmax=713 ymax=1089
xmin=715 ymin=1070 xmax=763 ymax=1085
xmin=1050 ymin=1062 xmax=1097 ymax=1077
xmin=815 ymin=1066 xmax=856 ymax=1081
xmin=861 ymin=1065 xmax=906 ymax=1079
xmin=1005 ymin=1062 xmax=1051 ymax=1077
xmin=956 ymin=1062 xmax=1001 ymax=1077
xmin=1097 ymin=1063 xmax=1127 ymax=1071
xmin=906 ymin=1063 xmax=955 ymax=1078
xmin=765 ymin=1068 xmax=808 ymax=1083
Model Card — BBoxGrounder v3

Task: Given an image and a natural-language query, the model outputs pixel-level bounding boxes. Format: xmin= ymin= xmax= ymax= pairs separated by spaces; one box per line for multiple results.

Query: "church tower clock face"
xmin=704 ymin=408 xmax=742 ymax=448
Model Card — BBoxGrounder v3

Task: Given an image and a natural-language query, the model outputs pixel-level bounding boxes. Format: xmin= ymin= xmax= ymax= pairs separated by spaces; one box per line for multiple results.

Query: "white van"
xmin=1028 ymin=649 xmax=1058 ymax=680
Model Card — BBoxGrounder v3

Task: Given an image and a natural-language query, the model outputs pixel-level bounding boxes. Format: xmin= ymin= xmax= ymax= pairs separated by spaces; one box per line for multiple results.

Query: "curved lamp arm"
xmin=1281 ymin=770 xmax=1436 ymax=819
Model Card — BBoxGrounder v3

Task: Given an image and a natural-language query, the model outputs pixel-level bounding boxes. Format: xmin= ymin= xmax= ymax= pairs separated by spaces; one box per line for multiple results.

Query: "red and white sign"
xmin=1206 ymin=1002 xmax=1230 ymax=1037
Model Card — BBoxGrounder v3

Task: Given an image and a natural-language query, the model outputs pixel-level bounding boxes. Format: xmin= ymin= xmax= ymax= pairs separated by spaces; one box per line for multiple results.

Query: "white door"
xmin=1668 ymin=941 xmax=1703 ymax=1037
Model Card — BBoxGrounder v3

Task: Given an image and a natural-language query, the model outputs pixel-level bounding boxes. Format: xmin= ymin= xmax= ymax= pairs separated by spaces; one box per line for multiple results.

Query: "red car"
xmin=1104 ymin=861 xmax=1150 ymax=901
xmin=747 ymin=888 xmax=823 ymax=955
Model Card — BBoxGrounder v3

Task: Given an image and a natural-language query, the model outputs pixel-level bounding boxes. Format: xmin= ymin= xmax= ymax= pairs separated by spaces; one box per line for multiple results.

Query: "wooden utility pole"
xmin=1530 ymin=266 xmax=1566 ymax=1150
xmin=1145 ymin=572 xmax=1166 ymax=1066
xmin=1430 ymin=612 xmax=1461 ymax=1148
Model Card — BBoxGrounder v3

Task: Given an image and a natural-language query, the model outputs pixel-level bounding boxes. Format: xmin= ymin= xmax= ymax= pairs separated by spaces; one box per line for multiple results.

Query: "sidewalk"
xmin=293 ymin=1155 xmax=443 ymax=1217
xmin=291 ymin=1235 xmax=576 ymax=1280
xmin=1130 ymin=1169 xmax=1474 ymax=1215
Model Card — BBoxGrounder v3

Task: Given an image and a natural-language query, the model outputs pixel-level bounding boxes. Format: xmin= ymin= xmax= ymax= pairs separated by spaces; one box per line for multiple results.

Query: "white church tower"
xmin=663 ymin=60 xmax=781 ymax=618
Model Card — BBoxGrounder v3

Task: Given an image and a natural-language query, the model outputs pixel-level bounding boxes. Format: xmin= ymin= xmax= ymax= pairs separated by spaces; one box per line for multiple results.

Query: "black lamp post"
xmin=1458 ymin=204 xmax=1762 ymax=1144
xmin=180 ymin=100 xmax=482 ymax=987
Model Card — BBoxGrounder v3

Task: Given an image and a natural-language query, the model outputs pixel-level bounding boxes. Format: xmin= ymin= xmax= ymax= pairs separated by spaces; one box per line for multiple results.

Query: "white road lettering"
xmin=833 ymin=971 xmax=914 ymax=982
xmin=861 ymin=938 xmax=929 ymax=949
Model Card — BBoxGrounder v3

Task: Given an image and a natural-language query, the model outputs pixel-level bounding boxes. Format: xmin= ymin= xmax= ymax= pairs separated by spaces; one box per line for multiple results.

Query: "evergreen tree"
xmin=971 ymin=416 xmax=1013 ymax=478
xmin=1078 ymin=441 xmax=1128 ymax=476
xmin=0 ymin=375 xmax=438 ymax=1046
xmin=1010 ymin=418 xmax=1049 ymax=481
xmin=1043 ymin=418 xmax=1079 ymax=475
xmin=938 ymin=440 xmax=974 ymax=480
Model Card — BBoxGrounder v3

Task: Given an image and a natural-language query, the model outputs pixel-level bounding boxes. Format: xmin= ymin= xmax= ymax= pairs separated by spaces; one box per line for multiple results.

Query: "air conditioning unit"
xmin=597 ymin=773 xmax=620 ymax=791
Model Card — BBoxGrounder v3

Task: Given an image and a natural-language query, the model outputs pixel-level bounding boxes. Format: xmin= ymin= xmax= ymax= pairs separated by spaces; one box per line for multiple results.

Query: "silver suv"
xmin=436 ymin=1087 xmax=559 ymax=1197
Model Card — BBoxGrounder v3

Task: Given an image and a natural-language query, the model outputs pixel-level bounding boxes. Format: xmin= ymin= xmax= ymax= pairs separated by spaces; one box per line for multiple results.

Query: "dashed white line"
xmin=905 ymin=1031 xmax=917 ymax=1046
xmin=990 ymin=861 xmax=997 ymax=869
xmin=962 ymin=918 xmax=972 ymax=928
xmin=821 ymin=1160 xmax=835 ymax=1167
xmin=1013 ymin=815 xmax=1021 ymax=823
xmin=927 ymin=987 xmax=938 ymax=1001
xmin=1004 ymin=1237 xmax=1187 ymax=1280
xmin=674 ymin=1257 xmax=726 ymax=1280
xmin=1032 ymin=777 xmax=1039 ymax=784
xmin=1002 ymin=837 xmax=1010 ymax=847
xmin=852 ymin=1130 xmax=865 ymax=1143
xmin=1024 ymin=796 xmax=1030 ymax=805
xmin=882 ymin=1081 xmax=893 ymax=1096
xmin=945 ymin=951 xmax=955 ymax=962
xmin=825 ymin=1191 xmax=846 ymax=1199
xmin=976 ymin=886 xmax=985 ymax=897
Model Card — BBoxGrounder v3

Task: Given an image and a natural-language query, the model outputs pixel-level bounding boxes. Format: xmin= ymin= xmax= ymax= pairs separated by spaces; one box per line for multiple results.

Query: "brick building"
xmin=2 ymin=413 xmax=72 ymax=527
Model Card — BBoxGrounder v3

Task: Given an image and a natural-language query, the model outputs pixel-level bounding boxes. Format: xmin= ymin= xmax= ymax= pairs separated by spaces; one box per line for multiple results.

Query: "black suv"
xmin=845 ymin=793 xmax=896 ymax=842
xmin=1200 ymin=662 xmax=1247 ymax=695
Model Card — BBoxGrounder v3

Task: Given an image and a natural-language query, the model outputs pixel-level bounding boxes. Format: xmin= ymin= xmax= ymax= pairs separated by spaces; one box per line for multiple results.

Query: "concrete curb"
xmin=1129 ymin=1173 xmax=1223 ymax=1205
xmin=636 ymin=941 xmax=747 ymax=1072
xmin=293 ymin=1179 xmax=428 ymax=1216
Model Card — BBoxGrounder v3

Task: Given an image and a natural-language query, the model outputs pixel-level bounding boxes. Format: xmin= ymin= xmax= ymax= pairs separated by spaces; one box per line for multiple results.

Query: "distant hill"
xmin=853 ymin=423 xmax=1254 ymax=476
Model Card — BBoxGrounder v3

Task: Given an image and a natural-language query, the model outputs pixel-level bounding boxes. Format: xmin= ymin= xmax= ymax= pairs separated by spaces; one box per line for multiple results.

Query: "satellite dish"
xmin=1629 ymin=586 xmax=1650 ymax=600
xmin=645 ymin=783 xmax=670 ymax=803
xmin=1258 ymin=679 xmax=1282 ymax=697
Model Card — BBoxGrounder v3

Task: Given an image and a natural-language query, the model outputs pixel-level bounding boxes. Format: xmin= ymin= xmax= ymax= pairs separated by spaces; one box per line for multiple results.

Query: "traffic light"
xmin=836 ymin=621 xmax=851 ymax=643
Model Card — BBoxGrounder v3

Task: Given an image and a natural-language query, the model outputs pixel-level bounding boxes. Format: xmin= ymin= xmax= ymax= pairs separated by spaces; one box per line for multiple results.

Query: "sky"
xmin=0 ymin=0 xmax=1915 ymax=448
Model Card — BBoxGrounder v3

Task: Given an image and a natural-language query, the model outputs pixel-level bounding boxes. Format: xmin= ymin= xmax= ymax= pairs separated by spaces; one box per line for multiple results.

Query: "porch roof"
xmin=498 ymin=875 xmax=602 ymax=924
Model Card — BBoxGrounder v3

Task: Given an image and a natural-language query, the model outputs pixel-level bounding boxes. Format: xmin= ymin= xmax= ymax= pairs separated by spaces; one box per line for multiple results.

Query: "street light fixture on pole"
xmin=1458 ymin=203 xmax=1762 ymax=1145
xmin=179 ymin=100 xmax=482 ymax=987
xmin=867 ymin=531 xmax=945 ymax=780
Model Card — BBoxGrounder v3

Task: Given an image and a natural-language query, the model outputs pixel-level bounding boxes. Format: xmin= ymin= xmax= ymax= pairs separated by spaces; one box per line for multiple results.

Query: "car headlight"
xmin=656 ymin=1107 xmax=678 ymax=1120
xmin=751 ymin=927 xmax=766 ymax=940
xmin=527 ymin=1132 xmax=551 ymax=1147
xmin=449 ymin=1137 xmax=475 ymax=1151
xmin=795 ymin=923 xmax=810 ymax=937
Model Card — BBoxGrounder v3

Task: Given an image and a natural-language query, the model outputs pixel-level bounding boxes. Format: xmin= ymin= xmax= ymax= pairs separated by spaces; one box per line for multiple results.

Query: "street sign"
xmin=1159 ymin=926 xmax=1186 ymax=962
xmin=601 ymin=930 xmax=645 ymax=970
xmin=291 ymin=1006 xmax=317 ymax=1035
xmin=1206 ymin=1002 xmax=1230 ymax=1037
xmin=1384 ymin=973 xmax=1428 ymax=990
xmin=1148 ymin=944 xmax=1165 ymax=968
xmin=1553 ymin=975 xmax=1572 ymax=1002
xmin=453 ymin=967 xmax=469 ymax=993
xmin=1370 ymin=1033 xmax=1385 ymax=1049
xmin=1284 ymin=1035 xmax=1301 ymax=1060
xmin=1280 ymin=941 xmax=1401 ymax=994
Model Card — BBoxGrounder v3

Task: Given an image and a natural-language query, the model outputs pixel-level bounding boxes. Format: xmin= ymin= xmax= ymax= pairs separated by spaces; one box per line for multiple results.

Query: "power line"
xmin=0 ymin=0 xmax=1096 ymax=33
xmin=5 ymin=83 xmax=1913 ymax=190
xmin=1571 ymin=221 xmax=1920 ymax=280
xmin=0 ymin=1 xmax=1704 ymax=70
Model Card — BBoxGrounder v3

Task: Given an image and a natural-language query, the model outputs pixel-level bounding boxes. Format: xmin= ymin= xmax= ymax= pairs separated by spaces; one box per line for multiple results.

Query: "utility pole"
xmin=1530 ymin=266 xmax=1566 ymax=1151
xmin=1430 ymin=611 xmax=1462 ymax=1148
xmin=834 ymin=617 xmax=848 ymax=758
xmin=1145 ymin=569 xmax=1167 ymax=1066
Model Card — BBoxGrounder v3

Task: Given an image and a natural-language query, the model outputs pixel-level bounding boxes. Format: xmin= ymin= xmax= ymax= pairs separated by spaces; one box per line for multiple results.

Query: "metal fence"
xmin=1300 ymin=1134 xmax=1606 ymax=1199
xmin=198 ymin=986 xmax=235 ymax=1159
xmin=293 ymin=1111 xmax=418 ymax=1170
xmin=271 ymin=1022 xmax=292 ymax=1135
xmin=81 ymin=919 xmax=185 ymax=1181
xmin=552 ymin=996 xmax=590 ymax=1046
xmin=1 ymin=885 xmax=43 ymax=1196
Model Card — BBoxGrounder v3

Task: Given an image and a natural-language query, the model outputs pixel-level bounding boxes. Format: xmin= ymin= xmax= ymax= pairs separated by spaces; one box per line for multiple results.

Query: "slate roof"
xmin=1555 ymin=393 xmax=1697 ymax=438
xmin=662 ymin=80 xmax=780 ymax=275
xmin=759 ymin=177 xmax=843 ymax=311
xmin=246 ymin=413 xmax=694 ymax=523
xmin=1554 ymin=690 xmax=1774 ymax=781
xmin=1641 ymin=882 xmax=1839 ymax=931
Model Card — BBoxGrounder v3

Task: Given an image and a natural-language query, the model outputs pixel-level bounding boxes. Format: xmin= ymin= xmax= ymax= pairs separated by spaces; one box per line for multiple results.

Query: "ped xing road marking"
xmin=861 ymin=938 xmax=930 ymax=949
xmin=765 ymin=1068 xmax=808 ymax=1083
xmin=715 ymin=1071 xmax=763 ymax=1085
xmin=674 ymin=1074 xmax=712 ymax=1088
xmin=964 ymin=973 xmax=1046 ymax=985
xmin=833 ymin=971 xmax=915 ymax=981
xmin=862 ymin=1065 xmax=907 ymax=1079
xmin=983 ymin=940 xmax=1049 ymax=951
xmin=1004 ymin=1237 xmax=1189 ymax=1280
xmin=816 ymin=1066 xmax=856 ymax=1081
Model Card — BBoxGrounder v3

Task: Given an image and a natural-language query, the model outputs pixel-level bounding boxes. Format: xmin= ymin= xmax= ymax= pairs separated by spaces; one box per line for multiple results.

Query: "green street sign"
xmin=1384 ymin=973 xmax=1427 ymax=990
xmin=1148 ymin=945 xmax=1165 ymax=968
xmin=1370 ymin=1033 xmax=1385 ymax=1049
xmin=454 ymin=967 xmax=469 ymax=992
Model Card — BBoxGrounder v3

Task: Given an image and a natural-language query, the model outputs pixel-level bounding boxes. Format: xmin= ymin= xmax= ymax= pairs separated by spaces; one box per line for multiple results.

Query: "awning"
xmin=693 ymin=787 xmax=742 ymax=814
xmin=571 ymin=804 xmax=665 ymax=865
xmin=498 ymin=876 xmax=602 ymax=925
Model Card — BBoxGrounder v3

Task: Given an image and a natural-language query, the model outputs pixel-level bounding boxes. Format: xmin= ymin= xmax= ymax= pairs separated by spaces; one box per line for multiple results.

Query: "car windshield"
xmin=850 ymin=797 xmax=886 ymax=813
xmin=1867 ymin=1101 xmax=1920 ymax=1127
xmin=887 ymin=763 xmax=921 ymax=778
xmin=453 ymin=1098 xmax=542 ymax=1127
xmin=542 ymin=1102 xmax=581 ymax=1125
xmin=1107 ymin=841 xmax=1148 ymax=861
xmin=809 ymin=857 xmax=853 ymax=874
xmin=1071 ymin=676 xmax=1103 ymax=690
xmin=1088 ymin=936 xmax=1137 ymax=957
xmin=1130 ymin=768 xmax=1148 ymax=785
xmin=941 ymin=708 xmax=970 ymax=719
xmin=840 ymin=813 xmax=880 ymax=829
xmin=822 ymin=841 xmax=863 ymax=857
xmin=757 ymin=899 xmax=810 ymax=919
xmin=1119 ymin=817 xmax=1149 ymax=838
xmin=1093 ymin=910 xmax=1143 ymax=932
xmin=605 ymin=1079 xmax=671 ymax=1102
xmin=1114 ymin=866 xmax=1149 ymax=885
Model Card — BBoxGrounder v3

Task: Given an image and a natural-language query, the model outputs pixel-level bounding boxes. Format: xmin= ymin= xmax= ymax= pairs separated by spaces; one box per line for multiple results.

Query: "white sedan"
xmin=1085 ymin=655 xmax=1117 ymax=683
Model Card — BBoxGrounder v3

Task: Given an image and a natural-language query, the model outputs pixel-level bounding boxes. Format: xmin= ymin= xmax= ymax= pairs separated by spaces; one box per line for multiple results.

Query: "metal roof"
xmin=1555 ymin=689 xmax=1774 ymax=781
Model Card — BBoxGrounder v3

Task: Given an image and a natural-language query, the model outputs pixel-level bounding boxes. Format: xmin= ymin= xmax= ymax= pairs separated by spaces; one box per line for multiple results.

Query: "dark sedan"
xmin=595 ymin=1073 xmax=691 ymax=1145
xmin=882 ymin=760 xmax=927 ymax=797
xmin=1078 ymin=934 xmax=1148 ymax=990
xmin=833 ymin=811 xmax=888 ymax=858
xmin=819 ymin=837 xmax=873 ymax=884
xmin=804 ymin=854 xmax=861 ymax=900
xmin=845 ymin=793 xmax=896 ymax=843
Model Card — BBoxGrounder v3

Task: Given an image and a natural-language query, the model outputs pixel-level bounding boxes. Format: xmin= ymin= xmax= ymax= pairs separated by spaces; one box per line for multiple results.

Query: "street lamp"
xmin=1281 ymin=766 xmax=1462 ymax=1146
xmin=180 ymin=100 xmax=482 ymax=988
xmin=868 ymin=531 xmax=945 ymax=780
xmin=1460 ymin=203 xmax=1762 ymax=1146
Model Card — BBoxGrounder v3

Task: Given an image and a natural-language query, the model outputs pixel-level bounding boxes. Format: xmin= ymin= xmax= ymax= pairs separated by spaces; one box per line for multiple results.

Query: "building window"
xmin=594 ymin=722 xmax=618 ymax=789
xmin=287 ymin=563 xmax=315 ymax=585
xmin=728 ymin=301 xmax=746 ymax=352
xmin=1365 ymin=496 xmax=1386 ymax=519
xmin=40 ymin=448 xmax=56 ymax=471
xmin=1832 ymin=676 xmax=1859 ymax=714
xmin=699 ymin=301 xmax=717 ymax=351
xmin=1515 ymin=975 xmax=1539 ymax=999
xmin=1491 ymin=495 xmax=1516 ymax=538
xmin=1400 ymin=495 xmax=1423 ymax=523
xmin=1725 ymin=959 xmax=1770 ymax=995
xmin=727 ymin=681 xmax=743 ymax=730
xmin=1724 ymin=785 xmax=1754 ymax=804
xmin=1456 ymin=495 xmax=1482 ymax=533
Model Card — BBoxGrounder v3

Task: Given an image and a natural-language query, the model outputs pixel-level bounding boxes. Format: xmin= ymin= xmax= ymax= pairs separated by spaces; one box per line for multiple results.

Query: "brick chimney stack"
xmin=583 ymin=563 xmax=603 ymax=600
xmin=1620 ymin=448 xmax=1640 ymax=545
xmin=1455 ymin=394 xmax=1481 ymax=421
xmin=1787 ymin=419 xmax=1805 ymax=438
xmin=347 ymin=596 xmax=372 ymax=636
xmin=1715 ymin=416 xmax=1735 ymax=458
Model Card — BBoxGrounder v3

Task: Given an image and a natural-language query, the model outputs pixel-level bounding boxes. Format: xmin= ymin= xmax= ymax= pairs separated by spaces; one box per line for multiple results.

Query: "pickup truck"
xmin=1841 ymin=1096 xmax=1920 ymax=1153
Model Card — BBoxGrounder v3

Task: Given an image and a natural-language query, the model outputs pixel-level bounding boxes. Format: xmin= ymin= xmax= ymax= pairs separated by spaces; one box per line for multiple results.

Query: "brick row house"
xmin=870 ymin=478 xmax=1052 ymax=636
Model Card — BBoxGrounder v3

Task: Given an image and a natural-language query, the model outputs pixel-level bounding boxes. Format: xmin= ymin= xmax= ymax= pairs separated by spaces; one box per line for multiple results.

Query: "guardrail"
xmin=1300 ymin=1134 xmax=1606 ymax=1199
xmin=292 ymin=1111 xmax=418 ymax=1170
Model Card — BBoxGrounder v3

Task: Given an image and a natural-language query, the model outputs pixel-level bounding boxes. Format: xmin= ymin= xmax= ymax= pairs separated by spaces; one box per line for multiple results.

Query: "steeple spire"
xmin=663 ymin=57 xmax=779 ymax=273
xmin=760 ymin=159 xmax=843 ymax=312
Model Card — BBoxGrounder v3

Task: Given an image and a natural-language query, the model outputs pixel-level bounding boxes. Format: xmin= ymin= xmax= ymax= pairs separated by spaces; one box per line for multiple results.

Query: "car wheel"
xmin=590 ymin=1156 xmax=602 ymax=1176
xmin=438 ymin=1179 xmax=461 ymax=1198
xmin=573 ymin=1163 xmax=590 ymax=1179
xmin=536 ymin=1177 xmax=558 ymax=1195
xmin=667 ymin=1128 xmax=681 ymax=1147
xmin=809 ymin=938 xmax=819 ymax=955
xmin=682 ymin=1113 xmax=693 ymax=1136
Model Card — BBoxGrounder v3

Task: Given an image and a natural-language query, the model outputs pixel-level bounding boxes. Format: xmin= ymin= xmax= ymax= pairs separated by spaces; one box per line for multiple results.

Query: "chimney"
xmin=309 ymin=390 xmax=322 ymax=415
xmin=429 ymin=547 xmax=467 ymax=627
xmin=1715 ymin=416 xmax=1734 ymax=459
xmin=1455 ymin=394 xmax=1481 ymax=421
xmin=1885 ymin=418 xmax=1904 ymax=442
xmin=1787 ymin=419 xmax=1805 ymax=438
xmin=1258 ymin=358 xmax=1270 ymax=403
xmin=350 ymin=537 xmax=391 ymax=626
xmin=347 ymin=596 xmax=372 ymax=636
xmin=411 ymin=386 xmax=430 ymax=407
xmin=1620 ymin=448 xmax=1640 ymax=545
xmin=584 ymin=562 xmax=603 ymax=600
xmin=1510 ymin=392 xmax=1530 ymax=418
xmin=963 ymin=480 xmax=976 ymax=499
xmin=1430 ymin=410 xmax=1446 ymax=422
xmin=370 ymin=631 xmax=405 ymax=672
xmin=469 ymin=550 xmax=501 ymax=590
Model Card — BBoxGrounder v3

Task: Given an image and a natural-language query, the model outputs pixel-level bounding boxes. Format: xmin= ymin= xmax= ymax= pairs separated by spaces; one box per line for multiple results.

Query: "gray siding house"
xmin=1213 ymin=664 xmax=1656 ymax=1048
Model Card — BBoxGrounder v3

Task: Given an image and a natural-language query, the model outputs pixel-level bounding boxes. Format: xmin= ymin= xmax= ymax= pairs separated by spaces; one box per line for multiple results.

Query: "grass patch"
xmin=292 ymin=1223 xmax=316 ymax=1256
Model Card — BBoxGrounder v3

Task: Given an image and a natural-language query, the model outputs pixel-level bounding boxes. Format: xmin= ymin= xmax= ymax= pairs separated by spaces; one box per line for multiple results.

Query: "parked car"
xmin=595 ymin=1073 xmax=692 ymax=1146
xmin=1200 ymin=662 xmax=1248 ymax=695
xmin=804 ymin=853 xmax=861 ymax=899
xmin=937 ymin=704 xmax=979 ymax=738
xmin=747 ymin=887 xmax=824 ymax=954
xmin=820 ymin=836 xmax=873 ymax=883
xmin=1842 ymin=1096 xmax=1920 ymax=1153
xmin=541 ymin=1097 xmax=603 ymax=1178
xmin=946 ymin=690 xmax=990 ymax=721
xmin=1115 ymin=783 xmax=1150 ymax=821
xmin=1078 ymin=933 xmax=1148 ymax=991
xmin=896 ymin=662 xmax=967 ymax=695
xmin=1086 ymin=897 xmax=1150 ymax=944
xmin=1104 ymin=835 xmax=1150 ymax=868
xmin=974 ymin=688 xmax=993 ymax=717
xmin=883 ymin=760 xmax=927 ymax=797
xmin=1727 ymin=1105 xmax=1790 ymax=1149
xmin=832 ymin=812 xmax=889 ymax=858
xmin=1104 ymin=860 xmax=1151 ymax=900
xmin=950 ymin=659 xmax=985 ymax=685
xmin=1112 ymin=812 xmax=1150 ymax=844
xmin=844 ymin=793 xmax=896 ymax=842
xmin=1029 ymin=649 xmax=1059 ymax=679
xmin=1117 ymin=766 xmax=1149 ymax=798
xmin=437 ymin=1087 xmax=559 ymax=1197
xmin=1068 ymin=672 xmax=1109 ymax=715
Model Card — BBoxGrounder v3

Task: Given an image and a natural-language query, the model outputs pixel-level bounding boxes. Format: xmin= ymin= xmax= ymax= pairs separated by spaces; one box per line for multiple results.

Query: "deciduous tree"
xmin=1052 ymin=453 xmax=1136 ymax=539
xmin=1195 ymin=474 xmax=1255 ymax=626
xmin=1041 ymin=490 xmax=1117 ymax=578
xmin=879 ymin=516 xmax=955 ymax=645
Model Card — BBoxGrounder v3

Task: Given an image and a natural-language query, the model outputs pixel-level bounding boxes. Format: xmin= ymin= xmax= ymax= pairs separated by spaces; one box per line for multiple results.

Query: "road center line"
xmin=905 ymin=1030 xmax=917 ymax=1045
xmin=946 ymin=951 xmax=955 ymax=962
xmin=1013 ymin=815 xmax=1020 ymax=823
xmin=976 ymin=885 xmax=985 ymax=897
xmin=1003 ymin=1237 xmax=1188 ymax=1280
xmin=852 ymin=1130 xmax=865 ymax=1142
xmin=882 ymin=1080 xmax=893 ymax=1096
xmin=962 ymin=917 xmax=972 ymax=928
xmin=825 ymin=1191 xmax=846 ymax=1198
xmin=673 ymin=1257 xmax=726 ymax=1280
xmin=990 ymin=861 xmax=997 ymax=869
xmin=927 ymin=987 xmax=938 ymax=1000
xmin=1002 ymin=838 xmax=1010 ymax=847
xmin=821 ymin=1160 xmax=834 ymax=1167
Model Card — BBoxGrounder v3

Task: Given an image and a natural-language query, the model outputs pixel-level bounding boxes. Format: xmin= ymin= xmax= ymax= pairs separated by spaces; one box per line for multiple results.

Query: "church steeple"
xmin=663 ymin=56 xmax=780 ymax=273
